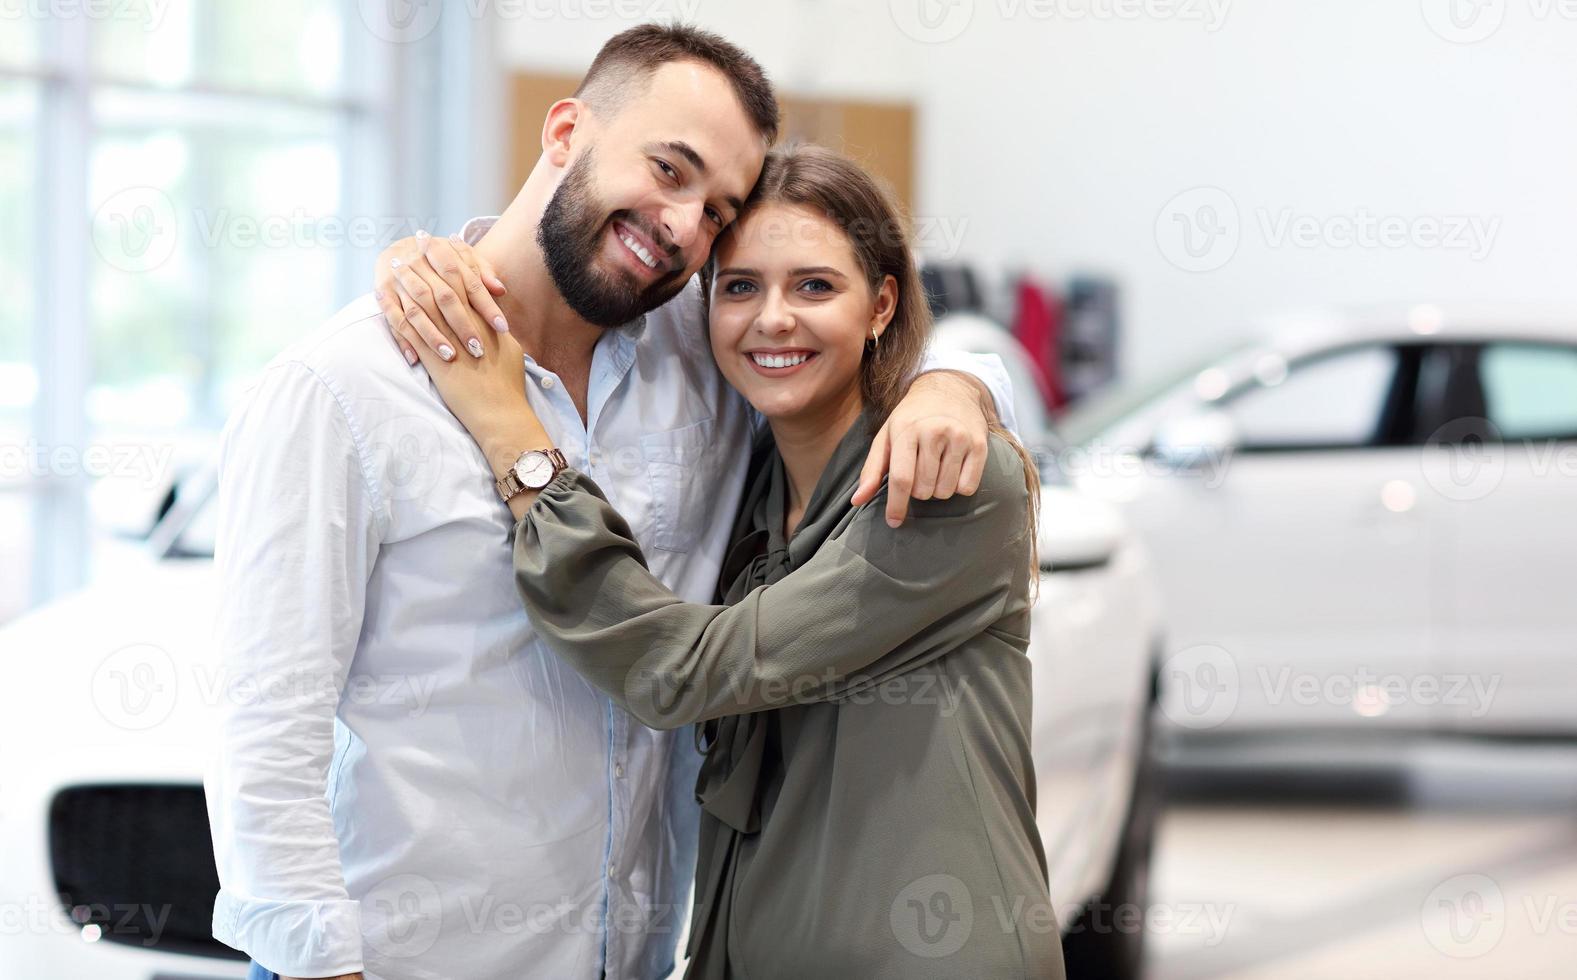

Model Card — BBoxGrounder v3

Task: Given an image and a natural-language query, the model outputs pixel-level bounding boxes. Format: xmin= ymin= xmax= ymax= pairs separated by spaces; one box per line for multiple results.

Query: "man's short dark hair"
xmin=574 ymin=23 xmax=779 ymax=146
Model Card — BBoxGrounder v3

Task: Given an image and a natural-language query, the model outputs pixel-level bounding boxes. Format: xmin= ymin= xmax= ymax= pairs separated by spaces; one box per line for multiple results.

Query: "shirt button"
xmin=615 ymin=764 xmax=624 ymax=777
xmin=608 ymin=866 xmax=617 ymax=880
xmin=540 ymin=376 xmax=556 ymax=389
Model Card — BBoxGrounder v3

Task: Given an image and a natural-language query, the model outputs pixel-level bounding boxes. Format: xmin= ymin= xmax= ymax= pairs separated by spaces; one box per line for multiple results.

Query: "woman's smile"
xmin=743 ymin=348 xmax=819 ymax=376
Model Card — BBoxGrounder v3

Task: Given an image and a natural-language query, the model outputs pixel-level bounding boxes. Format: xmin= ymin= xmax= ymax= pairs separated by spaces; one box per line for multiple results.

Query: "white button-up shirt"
xmin=205 ymin=218 xmax=1016 ymax=980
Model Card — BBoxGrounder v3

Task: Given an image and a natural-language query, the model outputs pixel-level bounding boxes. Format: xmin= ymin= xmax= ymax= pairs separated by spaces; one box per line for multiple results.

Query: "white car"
xmin=1 ymin=339 xmax=1163 ymax=977
xmin=1061 ymin=307 xmax=1577 ymax=739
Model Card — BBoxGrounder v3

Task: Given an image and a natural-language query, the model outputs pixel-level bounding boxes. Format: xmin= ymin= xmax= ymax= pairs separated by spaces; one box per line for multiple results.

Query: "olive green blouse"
xmin=513 ymin=414 xmax=1065 ymax=979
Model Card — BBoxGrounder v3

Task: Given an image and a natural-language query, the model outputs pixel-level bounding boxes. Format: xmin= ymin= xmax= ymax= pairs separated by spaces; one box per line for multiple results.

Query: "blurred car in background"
xmin=1060 ymin=307 xmax=1577 ymax=742
xmin=1 ymin=322 xmax=1167 ymax=979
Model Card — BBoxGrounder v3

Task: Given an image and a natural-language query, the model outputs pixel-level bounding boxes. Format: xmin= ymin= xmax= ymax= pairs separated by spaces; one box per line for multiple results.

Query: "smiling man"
xmin=206 ymin=24 xmax=1016 ymax=980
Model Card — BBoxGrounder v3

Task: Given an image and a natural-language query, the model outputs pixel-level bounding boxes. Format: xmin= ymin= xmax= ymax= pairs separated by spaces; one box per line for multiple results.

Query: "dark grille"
xmin=48 ymin=784 xmax=245 ymax=960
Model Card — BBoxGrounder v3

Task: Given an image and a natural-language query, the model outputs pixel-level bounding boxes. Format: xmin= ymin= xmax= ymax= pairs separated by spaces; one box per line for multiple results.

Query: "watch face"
xmin=515 ymin=451 xmax=556 ymax=489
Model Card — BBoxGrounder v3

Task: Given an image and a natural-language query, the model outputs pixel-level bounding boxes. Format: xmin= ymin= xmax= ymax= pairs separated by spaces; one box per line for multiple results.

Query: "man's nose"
xmin=661 ymin=199 xmax=705 ymax=251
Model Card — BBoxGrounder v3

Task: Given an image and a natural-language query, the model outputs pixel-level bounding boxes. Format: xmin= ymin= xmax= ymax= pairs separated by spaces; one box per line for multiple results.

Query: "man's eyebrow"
xmin=653 ymin=140 xmax=707 ymax=174
xmin=648 ymin=140 xmax=745 ymax=214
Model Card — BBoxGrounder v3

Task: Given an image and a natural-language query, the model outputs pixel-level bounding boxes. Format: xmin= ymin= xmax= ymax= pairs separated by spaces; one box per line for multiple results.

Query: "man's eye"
xmin=655 ymin=159 xmax=678 ymax=180
xmin=706 ymin=207 xmax=724 ymax=227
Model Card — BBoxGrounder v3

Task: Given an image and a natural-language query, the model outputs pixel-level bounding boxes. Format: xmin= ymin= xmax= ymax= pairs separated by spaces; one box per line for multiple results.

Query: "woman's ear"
xmin=540 ymin=99 xmax=584 ymax=168
xmin=869 ymin=274 xmax=898 ymax=342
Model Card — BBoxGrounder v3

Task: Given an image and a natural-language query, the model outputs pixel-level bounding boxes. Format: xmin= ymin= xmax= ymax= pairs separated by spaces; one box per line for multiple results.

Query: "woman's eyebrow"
xmin=787 ymin=266 xmax=848 ymax=279
xmin=715 ymin=267 xmax=758 ymax=277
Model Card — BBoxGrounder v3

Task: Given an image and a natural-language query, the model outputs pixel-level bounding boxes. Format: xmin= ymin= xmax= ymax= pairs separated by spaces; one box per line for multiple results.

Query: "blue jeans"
xmin=246 ymin=963 xmax=279 ymax=980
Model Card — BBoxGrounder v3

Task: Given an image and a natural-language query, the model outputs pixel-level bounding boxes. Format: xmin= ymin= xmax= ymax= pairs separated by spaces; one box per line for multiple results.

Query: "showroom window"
xmin=2 ymin=2 xmax=467 ymax=622
xmin=1479 ymin=343 xmax=1577 ymax=442
xmin=1225 ymin=345 xmax=1400 ymax=451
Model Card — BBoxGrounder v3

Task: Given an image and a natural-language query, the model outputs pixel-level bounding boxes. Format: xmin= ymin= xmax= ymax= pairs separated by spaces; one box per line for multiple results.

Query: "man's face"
xmin=538 ymin=61 xmax=766 ymax=328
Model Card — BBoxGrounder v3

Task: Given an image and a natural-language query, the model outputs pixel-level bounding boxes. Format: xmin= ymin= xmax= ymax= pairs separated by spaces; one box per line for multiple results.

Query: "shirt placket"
xmin=527 ymin=332 xmax=646 ymax=978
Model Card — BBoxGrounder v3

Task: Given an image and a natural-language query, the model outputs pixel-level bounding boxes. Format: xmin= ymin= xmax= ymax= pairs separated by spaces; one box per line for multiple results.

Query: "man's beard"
xmin=537 ymin=149 xmax=688 ymax=328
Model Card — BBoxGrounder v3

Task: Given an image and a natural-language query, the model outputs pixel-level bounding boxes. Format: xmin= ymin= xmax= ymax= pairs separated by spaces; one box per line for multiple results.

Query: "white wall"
xmin=491 ymin=0 xmax=1577 ymax=377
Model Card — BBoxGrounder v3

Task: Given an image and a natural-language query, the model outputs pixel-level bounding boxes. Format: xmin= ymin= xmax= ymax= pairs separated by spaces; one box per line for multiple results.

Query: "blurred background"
xmin=4 ymin=1 xmax=1577 ymax=977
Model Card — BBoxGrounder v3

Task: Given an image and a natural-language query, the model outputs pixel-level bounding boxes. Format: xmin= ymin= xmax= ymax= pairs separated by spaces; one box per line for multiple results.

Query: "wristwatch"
xmin=495 ymin=448 xmax=567 ymax=502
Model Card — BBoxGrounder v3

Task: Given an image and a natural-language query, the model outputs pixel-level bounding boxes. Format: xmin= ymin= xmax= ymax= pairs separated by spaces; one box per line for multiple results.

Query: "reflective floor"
xmin=1146 ymin=742 xmax=1577 ymax=979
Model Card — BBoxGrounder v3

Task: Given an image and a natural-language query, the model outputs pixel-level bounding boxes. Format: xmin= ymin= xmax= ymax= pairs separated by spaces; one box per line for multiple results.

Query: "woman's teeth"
xmin=751 ymin=352 xmax=812 ymax=369
xmin=618 ymin=232 xmax=659 ymax=269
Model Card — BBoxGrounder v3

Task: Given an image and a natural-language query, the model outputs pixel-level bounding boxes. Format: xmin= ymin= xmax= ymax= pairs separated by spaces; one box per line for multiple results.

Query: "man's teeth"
xmin=618 ymin=232 xmax=659 ymax=269
xmin=751 ymin=352 xmax=812 ymax=369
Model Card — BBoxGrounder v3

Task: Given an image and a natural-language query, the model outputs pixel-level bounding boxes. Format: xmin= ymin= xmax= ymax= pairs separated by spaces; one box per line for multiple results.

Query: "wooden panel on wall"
xmin=507 ymin=72 xmax=916 ymax=212
xmin=779 ymin=96 xmax=916 ymax=212
xmin=508 ymin=72 xmax=580 ymax=193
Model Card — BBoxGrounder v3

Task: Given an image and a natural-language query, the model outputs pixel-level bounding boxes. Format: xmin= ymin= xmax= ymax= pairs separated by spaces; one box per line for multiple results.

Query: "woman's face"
xmin=707 ymin=203 xmax=896 ymax=425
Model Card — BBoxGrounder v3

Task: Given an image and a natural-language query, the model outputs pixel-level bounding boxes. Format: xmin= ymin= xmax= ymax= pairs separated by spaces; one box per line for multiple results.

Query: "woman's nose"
xmin=755 ymin=289 xmax=795 ymax=334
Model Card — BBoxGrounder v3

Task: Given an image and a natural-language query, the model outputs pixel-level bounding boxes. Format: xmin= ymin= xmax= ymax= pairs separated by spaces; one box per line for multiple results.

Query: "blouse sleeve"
xmin=513 ymin=435 xmax=1033 ymax=730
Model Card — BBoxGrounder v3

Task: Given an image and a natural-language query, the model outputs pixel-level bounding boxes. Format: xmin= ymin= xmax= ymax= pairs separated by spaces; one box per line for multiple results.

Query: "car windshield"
xmin=1056 ymin=342 xmax=1253 ymax=445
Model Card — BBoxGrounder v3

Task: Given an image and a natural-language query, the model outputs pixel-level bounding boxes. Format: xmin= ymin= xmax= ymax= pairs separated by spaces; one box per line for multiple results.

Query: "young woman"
xmin=397 ymin=145 xmax=1062 ymax=979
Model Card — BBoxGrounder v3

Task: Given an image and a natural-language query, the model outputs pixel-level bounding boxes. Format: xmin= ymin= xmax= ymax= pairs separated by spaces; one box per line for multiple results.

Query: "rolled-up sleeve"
xmin=204 ymin=360 xmax=382 ymax=977
xmin=916 ymin=347 xmax=1020 ymax=437
xmin=513 ymin=436 xmax=1031 ymax=730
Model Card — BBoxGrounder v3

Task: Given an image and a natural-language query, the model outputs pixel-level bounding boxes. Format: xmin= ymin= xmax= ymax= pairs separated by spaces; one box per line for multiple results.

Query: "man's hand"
xmin=852 ymin=370 xmax=998 ymax=527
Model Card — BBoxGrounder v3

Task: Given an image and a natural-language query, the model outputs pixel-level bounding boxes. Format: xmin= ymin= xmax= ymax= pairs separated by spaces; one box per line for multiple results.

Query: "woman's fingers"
xmin=442 ymin=233 xmax=511 ymax=331
xmin=375 ymin=238 xmax=429 ymax=364
xmin=391 ymin=263 xmax=461 ymax=362
xmin=402 ymin=244 xmax=486 ymax=359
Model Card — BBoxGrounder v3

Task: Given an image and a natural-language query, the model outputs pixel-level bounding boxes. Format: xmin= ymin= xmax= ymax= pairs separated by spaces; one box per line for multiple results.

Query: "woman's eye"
xmin=800 ymin=278 xmax=833 ymax=294
xmin=722 ymin=280 xmax=756 ymax=295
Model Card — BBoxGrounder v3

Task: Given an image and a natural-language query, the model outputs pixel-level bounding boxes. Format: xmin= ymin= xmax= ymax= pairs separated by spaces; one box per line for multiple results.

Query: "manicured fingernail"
xmin=887 ymin=517 xmax=901 ymax=528
xmin=438 ymin=344 xmax=455 ymax=361
xmin=374 ymin=288 xmax=384 ymax=301
xmin=489 ymin=276 xmax=506 ymax=293
xmin=415 ymin=229 xmax=429 ymax=247
xmin=404 ymin=348 xmax=418 ymax=366
xmin=493 ymin=315 xmax=508 ymax=333
xmin=390 ymin=257 xmax=402 ymax=269
xmin=466 ymin=338 xmax=484 ymax=357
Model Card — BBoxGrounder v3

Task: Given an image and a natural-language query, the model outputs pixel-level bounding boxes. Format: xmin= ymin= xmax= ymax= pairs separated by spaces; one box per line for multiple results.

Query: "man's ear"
xmin=541 ymin=99 xmax=585 ymax=168
xmin=870 ymin=274 xmax=899 ymax=342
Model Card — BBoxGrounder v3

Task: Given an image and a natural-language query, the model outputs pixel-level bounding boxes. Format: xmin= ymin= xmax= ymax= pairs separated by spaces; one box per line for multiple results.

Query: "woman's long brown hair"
xmin=704 ymin=143 xmax=1041 ymax=569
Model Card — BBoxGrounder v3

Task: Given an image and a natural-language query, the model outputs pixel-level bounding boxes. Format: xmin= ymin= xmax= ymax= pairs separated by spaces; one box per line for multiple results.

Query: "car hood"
xmin=0 ymin=560 xmax=221 ymax=795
